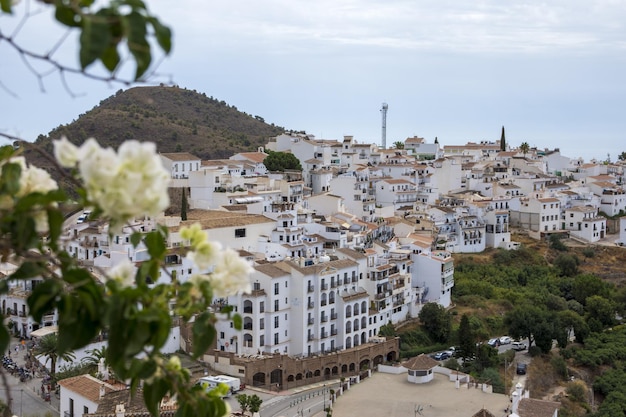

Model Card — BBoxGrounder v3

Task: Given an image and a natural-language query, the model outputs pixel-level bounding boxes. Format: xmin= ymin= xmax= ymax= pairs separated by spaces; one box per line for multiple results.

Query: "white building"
xmin=564 ymin=206 xmax=606 ymax=243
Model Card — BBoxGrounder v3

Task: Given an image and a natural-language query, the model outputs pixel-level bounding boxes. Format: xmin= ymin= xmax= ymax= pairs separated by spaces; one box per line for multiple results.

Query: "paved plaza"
xmin=327 ymin=371 xmax=511 ymax=417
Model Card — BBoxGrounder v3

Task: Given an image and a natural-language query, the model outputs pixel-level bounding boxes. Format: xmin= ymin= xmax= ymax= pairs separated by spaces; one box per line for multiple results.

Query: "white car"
xmin=499 ymin=336 xmax=512 ymax=345
xmin=512 ymin=341 xmax=527 ymax=351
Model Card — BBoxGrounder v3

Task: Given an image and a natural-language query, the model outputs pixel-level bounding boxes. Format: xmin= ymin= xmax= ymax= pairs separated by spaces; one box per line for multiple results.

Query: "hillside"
xmin=25 ymin=85 xmax=287 ymax=169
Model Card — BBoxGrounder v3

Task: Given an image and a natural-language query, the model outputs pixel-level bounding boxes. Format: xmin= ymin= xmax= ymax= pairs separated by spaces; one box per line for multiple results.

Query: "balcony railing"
xmin=308 ymin=302 xmax=315 ymax=309
xmin=331 ymin=329 xmax=337 ymax=336
xmin=321 ymin=283 xmax=328 ymax=290
xmin=321 ymin=315 xmax=328 ymax=323
xmin=308 ymin=318 xmax=314 ymax=325
xmin=331 ymin=312 xmax=337 ymax=320
xmin=307 ymin=285 xmax=314 ymax=293
xmin=243 ymin=307 xmax=253 ymax=314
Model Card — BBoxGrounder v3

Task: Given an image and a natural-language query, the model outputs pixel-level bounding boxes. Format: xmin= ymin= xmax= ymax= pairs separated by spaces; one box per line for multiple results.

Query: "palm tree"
xmin=519 ymin=142 xmax=530 ymax=157
xmin=33 ymin=334 xmax=75 ymax=389
xmin=82 ymin=346 xmax=108 ymax=376
xmin=393 ymin=141 xmax=404 ymax=150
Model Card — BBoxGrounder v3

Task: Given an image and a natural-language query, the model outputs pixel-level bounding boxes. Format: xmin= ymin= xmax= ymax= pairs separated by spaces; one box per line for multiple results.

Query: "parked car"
xmin=512 ymin=341 xmax=527 ymax=351
xmin=445 ymin=347 xmax=456 ymax=356
xmin=516 ymin=363 xmax=527 ymax=375
xmin=487 ymin=338 xmax=500 ymax=347
xmin=434 ymin=351 xmax=450 ymax=361
xmin=499 ymin=336 xmax=512 ymax=345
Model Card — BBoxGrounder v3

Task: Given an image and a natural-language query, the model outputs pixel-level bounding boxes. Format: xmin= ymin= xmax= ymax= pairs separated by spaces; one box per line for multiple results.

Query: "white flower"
xmin=106 ymin=258 xmax=136 ymax=288
xmin=53 ymin=137 xmax=80 ymax=168
xmin=18 ymin=163 xmax=58 ymax=197
xmin=210 ymin=248 xmax=253 ymax=297
xmin=62 ymin=138 xmax=170 ymax=232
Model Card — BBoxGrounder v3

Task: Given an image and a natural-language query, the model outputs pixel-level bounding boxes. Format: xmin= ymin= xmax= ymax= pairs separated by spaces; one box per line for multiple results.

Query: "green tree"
xmin=181 ymin=187 xmax=188 ymax=221
xmin=249 ymin=394 xmax=263 ymax=414
xmin=585 ymin=295 xmax=616 ymax=328
xmin=519 ymin=142 xmax=530 ymax=157
xmin=572 ymin=274 xmax=612 ymax=306
xmin=393 ymin=141 xmax=404 ymax=149
xmin=377 ymin=322 xmax=396 ymax=338
xmin=236 ymin=393 xmax=263 ymax=416
xmin=263 ymin=150 xmax=302 ymax=172
xmin=500 ymin=126 xmax=506 ymax=151
xmin=618 ymin=151 xmax=626 ymax=161
xmin=553 ymin=253 xmax=579 ymax=277
xmin=33 ymin=334 xmax=76 ymax=390
xmin=418 ymin=303 xmax=451 ymax=343
xmin=456 ymin=314 xmax=475 ymax=361
xmin=504 ymin=304 xmax=554 ymax=349
xmin=236 ymin=394 xmax=250 ymax=416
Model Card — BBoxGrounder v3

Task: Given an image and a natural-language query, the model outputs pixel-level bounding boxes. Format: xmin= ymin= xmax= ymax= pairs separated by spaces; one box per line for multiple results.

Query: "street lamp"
xmin=323 ymin=383 xmax=326 ymax=411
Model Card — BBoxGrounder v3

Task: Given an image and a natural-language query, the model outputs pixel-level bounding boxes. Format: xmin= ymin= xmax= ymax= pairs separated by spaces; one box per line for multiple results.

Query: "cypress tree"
xmin=500 ymin=126 xmax=506 ymax=151
xmin=181 ymin=187 xmax=188 ymax=221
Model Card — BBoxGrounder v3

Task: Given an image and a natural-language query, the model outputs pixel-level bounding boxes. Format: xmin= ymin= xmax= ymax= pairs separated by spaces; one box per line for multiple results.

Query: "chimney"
xmin=99 ymin=384 xmax=106 ymax=400
xmin=115 ymin=404 xmax=125 ymax=417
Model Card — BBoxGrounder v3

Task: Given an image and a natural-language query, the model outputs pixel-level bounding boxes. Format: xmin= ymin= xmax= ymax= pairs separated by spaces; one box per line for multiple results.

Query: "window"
xmin=274 ymin=300 xmax=279 ymax=311
xmin=260 ymin=318 xmax=264 ymax=329
xmin=260 ymin=302 xmax=265 ymax=313
xmin=274 ymin=283 xmax=279 ymax=295
xmin=220 ymin=332 xmax=225 ymax=339
xmin=235 ymin=228 xmax=246 ymax=238
xmin=260 ymin=335 xmax=265 ymax=346
xmin=274 ymin=316 xmax=279 ymax=328
xmin=274 ymin=333 xmax=279 ymax=344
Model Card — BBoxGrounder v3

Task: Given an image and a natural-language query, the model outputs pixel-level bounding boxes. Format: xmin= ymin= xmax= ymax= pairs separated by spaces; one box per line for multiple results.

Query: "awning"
xmin=30 ymin=325 xmax=58 ymax=338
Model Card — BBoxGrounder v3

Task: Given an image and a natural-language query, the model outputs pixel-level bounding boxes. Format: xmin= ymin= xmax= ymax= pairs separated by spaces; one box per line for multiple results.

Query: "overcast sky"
xmin=2 ymin=0 xmax=626 ymax=162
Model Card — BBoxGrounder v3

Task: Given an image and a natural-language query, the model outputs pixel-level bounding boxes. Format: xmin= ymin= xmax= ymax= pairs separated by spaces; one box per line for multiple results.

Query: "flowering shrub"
xmin=0 ymin=138 xmax=251 ymax=417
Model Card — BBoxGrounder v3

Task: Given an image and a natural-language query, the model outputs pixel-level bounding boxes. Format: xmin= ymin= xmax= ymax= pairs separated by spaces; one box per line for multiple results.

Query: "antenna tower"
xmin=381 ymin=102 xmax=388 ymax=149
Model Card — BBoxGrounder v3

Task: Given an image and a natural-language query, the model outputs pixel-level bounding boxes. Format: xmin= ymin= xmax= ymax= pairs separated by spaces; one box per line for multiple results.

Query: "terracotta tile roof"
xmin=160 ymin=152 xmax=200 ymax=161
xmin=233 ymin=152 xmax=268 ymax=163
xmin=255 ymin=263 xmax=291 ymax=278
xmin=403 ymin=354 xmax=439 ymax=371
xmin=58 ymin=375 xmax=122 ymax=403
xmin=180 ymin=210 xmax=274 ymax=229
xmin=518 ymin=398 xmax=560 ymax=417
xmin=89 ymin=389 xmax=178 ymax=417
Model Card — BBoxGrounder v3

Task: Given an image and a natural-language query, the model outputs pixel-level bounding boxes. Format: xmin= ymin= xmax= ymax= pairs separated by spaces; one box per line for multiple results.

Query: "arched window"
xmin=346 ymin=337 xmax=352 ymax=349
xmin=346 ymin=321 xmax=352 ymax=333
xmin=346 ymin=305 xmax=352 ymax=318
xmin=353 ymin=302 xmax=360 ymax=315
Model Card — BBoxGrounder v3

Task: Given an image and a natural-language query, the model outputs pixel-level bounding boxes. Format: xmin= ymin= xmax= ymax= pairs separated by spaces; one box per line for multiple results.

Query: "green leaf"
xmin=1 ymin=162 xmax=21 ymax=195
xmin=192 ymin=311 xmax=216 ymax=358
xmin=123 ymin=11 xmax=151 ymax=79
xmin=148 ymin=17 xmax=172 ymax=54
xmin=27 ymin=279 xmax=63 ymax=321
xmin=1 ymin=0 xmax=12 ymax=13
xmin=0 ymin=324 xmax=9 ymax=357
xmin=55 ymin=5 xmax=81 ymax=28
xmin=130 ymin=232 xmax=143 ymax=247
xmin=46 ymin=207 xmax=64 ymax=251
xmin=144 ymin=230 xmax=166 ymax=260
xmin=144 ymin=379 xmax=170 ymax=417
xmin=80 ymin=13 xmax=113 ymax=70
xmin=10 ymin=261 xmax=44 ymax=280
xmin=101 ymin=45 xmax=121 ymax=72
xmin=0 ymin=145 xmax=14 ymax=160
xmin=232 ymin=313 xmax=242 ymax=331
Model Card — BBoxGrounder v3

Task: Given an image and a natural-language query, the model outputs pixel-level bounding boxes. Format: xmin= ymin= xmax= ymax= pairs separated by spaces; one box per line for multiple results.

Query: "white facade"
xmin=160 ymin=153 xmax=201 ymax=179
xmin=564 ymin=206 xmax=606 ymax=243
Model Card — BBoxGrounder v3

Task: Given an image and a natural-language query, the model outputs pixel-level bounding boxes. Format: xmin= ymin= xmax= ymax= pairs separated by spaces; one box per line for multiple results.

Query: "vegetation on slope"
xmin=390 ymin=233 xmax=626 ymax=416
